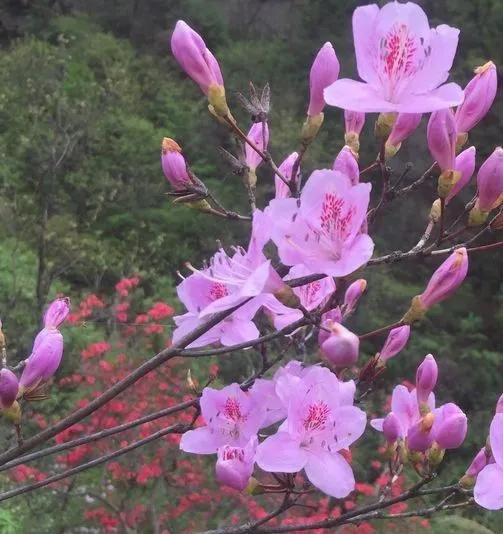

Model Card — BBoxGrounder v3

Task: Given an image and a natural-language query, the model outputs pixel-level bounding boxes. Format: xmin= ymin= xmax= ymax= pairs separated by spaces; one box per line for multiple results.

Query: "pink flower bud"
xmin=387 ymin=113 xmax=422 ymax=147
xmin=345 ymin=110 xmax=365 ymax=135
xmin=0 ymin=369 xmax=19 ymax=408
xmin=342 ymin=279 xmax=367 ymax=317
xmin=318 ymin=308 xmax=343 ymax=346
xmin=215 ymin=437 xmax=256 ymax=491
xmin=19 ymin=328 xmax=64 ymax=394
xmin=245 ymin=122 xmax=269 ymax=171
xmin=427 ymin=108 xmax=457 ymax=172
xmin=445 ymin=146 xmax=476 ymax=205
xmin=455 ymin=62 xmax=497 ymax=134
xmin=466 ymin=448 xmax=490 ymax=477
xmin=333 ymin=146 xmax=359 ymax=186
xmin=275 ymin=152 xmax=300 ymax=199
xmin=383 ymin=412 xmax=402 ymax=443
xmin=418 ymin=247 xmax=468 ymax=310
xmin=407 ymin=417 xmax=434 ymax=452
xmin=44 ymin=297 xmax=70 ymax=329
xmin=476 ymin=147 xmax=503 ymax=212
xmin=319 ymin=322 xmax=359 ymax=367
xmin=416 ymin=354 xmax=438 ymax=404
xmin=161 ymin=138 xmax=191 ymax=190
xmin=170 ymin=20 xmax=224 ymax=95
xmin=379 ymin=325 xmax=411 ymax=362
xmin=308 ymin=42 xmax=340 ymax=116
xmin=434 ymin=404 xmax=467 ymax=449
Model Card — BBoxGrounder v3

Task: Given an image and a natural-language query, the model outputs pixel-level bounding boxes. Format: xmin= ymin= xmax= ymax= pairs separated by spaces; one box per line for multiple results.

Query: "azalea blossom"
xmin=268 ymin=169 xmax=373 ymax=277
xmin=474 ymin=412 xmax=503 ymax=509
xmin=324 ymin=2 xmax=463 ymax=113
xmin=180 ymin=383 xmax=265 ymax=453
xmin=215 ymin=436 xmax=257 ymax=491
xmin=256 ymin=366 xmax=366 ymax=498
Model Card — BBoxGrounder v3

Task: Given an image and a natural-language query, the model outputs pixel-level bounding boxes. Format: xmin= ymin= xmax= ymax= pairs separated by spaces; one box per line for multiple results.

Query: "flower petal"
xmin=474 ymin=464 xmax=503 ymax=510
xmin=256 ymin=432 xmax=307 ymax=473
xmin=179 ymin=427 xmax=220 ymax=454
xmin=332 ymin=405 xmax=367 ymax=450
xmin=490 ymin=413 xmax=503 ymax=466
xmin=396 ymin=83 xmax=464 ymax=113
xmin=304 ymin=451 xmax=355 ymax=498
xmin=325 ymin=79 xmax=397 ymax=113
xmin=352 ymin=4 xmax=380 ymax=84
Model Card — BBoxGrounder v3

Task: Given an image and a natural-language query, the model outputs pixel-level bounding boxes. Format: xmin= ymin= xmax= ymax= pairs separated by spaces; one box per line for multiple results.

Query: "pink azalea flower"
xmin=0 ymin=369 xmax=19 ymax=409
xmin=248 ymin=378 xmax=287 ymax=428
xmin=324 ymin=2 xmax=463 ymax=113
xmin=215 ymin=436 xmax=257 ymax=491
xmin=245 ymin=122 xmax=269 ymax=171
xmin=379 ymin=325 xmax=411 ymax=362
xmin=268 ymin=169 xmax=373 ymax=277
xmin=43 ymin=297 xmax=70 ymax=329
xmin=332 ymin=146 xmax=360 ymax=186
xmin=445 ymin=146 xmax=476 ymax=205
xmin=265 ymin=264 xmax=336 ymax=330
xmin=172 ymin=210 xmax=287 ymax=347
xmin=319 ymin=322 xmax=360 ymax=367
xmin=342 ymin=279 xmax=367 ymax=318
xmin=256 ymin=366 xmax=366 ymax=498
xmin=474 ymin=413 xmax=503 ymax=509
xmin=180 ymin=383 xmax=265 ymax=453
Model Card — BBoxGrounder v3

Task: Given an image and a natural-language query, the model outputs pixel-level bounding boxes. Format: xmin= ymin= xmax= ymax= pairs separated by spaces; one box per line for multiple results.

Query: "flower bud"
xmin=245 ymin=122 xmax=269 ymax=171
xmin=430 ymin=199 xmax=442 ymax=223
xmin=385 ymin=113 xmax=422 ymax=158
xmin=427 ymin=109 xmax=457 ymax=172
xmin=407 ymin=417 xmax=434 ymax=452
xmin=319 ymin=322 xmax=359 ymax=367
xmin=333 ymin=146 xmax=359 ymax=186
xmin=465 ymin=448 xmax=489 ymax=478
xmin=445 ymin=146 xmax=476 ymax=205
xmin=275 ymin=152 xmax=300 ymax=199
xmin=434 ymin=405 xmax=468 ymax=449
xmin=455 ymin=61 xmax=497 ymax=136
xmin=476 ymin=147 xmax=503 ymax=212
xmin=342 ymin=279 xmax=367 ymax=317
xmin=418 ymin=247 xmax=468 ymax=311
xmin=44 ymin=297 xmax=70 ymax=329
xmin=161 ymin=138 xmax=192 ymax=190
xmin=0 ymin=369 xmax=18 ymax=408
xmin=416 ymin=354 xmax=438 ymax=404
xmin=374 ymin=112 xmax=396 ymax=139
xmin=427 ymin=442 xmax=445 ymax=468
xmin=308 ymin=42 xmax=340 ymax=117
xmin=379 ymin=325 xmax=411 ymax=362
xmin=344 ymin=110 xmax=365 ymax=153
xmin=496 ymin=393 xmax=503 ymax=414
xmin=301 ymin=113 xmax=324 ymax=146
xmin=383 ymin=412 xmax=402 ymax=443
xmin=19 ymin=328 xmax=64 ymax=395
xmin=171 ymin=21 xmax=224 ymax=96
xmin=215 ymin=439 xmax=256 ymax=491
xmin=318 ymin=308 xmax=343 ymax=346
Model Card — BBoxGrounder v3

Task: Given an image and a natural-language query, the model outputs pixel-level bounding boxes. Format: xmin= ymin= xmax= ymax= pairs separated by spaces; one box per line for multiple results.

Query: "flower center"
xmin=224 ymin=397 xmax=245 ymax=422
xmin=303 ymin=401 xmax=331 ymax=432
xmin=210 ymin=282 xmax=229 ymax=301
xmin=320 ymin=193 xmax=355 ymax=242
xmin=222 ymin=446 xmax=245 ymax=462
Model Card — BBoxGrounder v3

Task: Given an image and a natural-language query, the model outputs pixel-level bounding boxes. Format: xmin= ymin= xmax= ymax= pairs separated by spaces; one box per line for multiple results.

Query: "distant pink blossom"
xmin=268 ymin=169 xmax=373 ymax=277
xmin=324 ymin=2 xmax=463 ymax=113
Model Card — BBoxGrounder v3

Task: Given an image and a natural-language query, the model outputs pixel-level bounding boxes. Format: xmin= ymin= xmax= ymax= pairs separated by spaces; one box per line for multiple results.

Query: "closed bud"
xmin=465 ymin=447 xmax=489 ymax=478
xmin=385 ymin=113 xmax=422 ymax=159
xmin=416 ymin=354 xmax=438 ymax=404
xmin=435 ymin=412 xmax=468 ymax=449
xmin=476 ymin=147 xmax=503 ymax=212
xmin=343 ymin=279 xmax=367 ymax=317
xmin=161 ymin=138 xmax=192 ymax=190
xmin=44 ymin=297 xmax=70 ymax=329
xmin=245 ymin=122 xmax=269 ymax=171
xmin=0 ymin=369 xmax=18 ymax=409
xmin=437 ymin=169 xmax=461 ymax=199
xmin=468 ymin=201 xmax=489 ymax=227
xmin=308 ymin=42 xmax=340 ymax=117
xmin=171 ymin=20 xmax=225 ymax=97
xmin=216 ymin=438 xmax=256 ymax=491
xmin=430 ymin=199 xmax=442 ymax=223
xmin=275 ymin=152 xmax=301 ymax=199
xmin=344 ymin=110 xmax=365 ymax=152
xmin=379 ymin=325 xmax=411 ymax=362
xmin=418 ymin=248 xmax=468 ymax=310
xmin=333 ymin=146 xmax=359 ymax=186
xmin=427 ymin=109 xmax=457 ymax=172
xmin=319 ymin=322 xmax=359 ymax=367
xmin=407 ymin=417 xmax=434 ymax=452
xmin=445 ymin=146 xmax=476 ymax=205
xmin=427 ymin=442 xmax=445 ymax=468
xmin=374 ymin=112 xmax=396 ymax=139
xmin=274 ymin=285 xmax=301 ymax=309
xmin=455 ymin=61 xmax=497 ymax=135
xmin=496 ymin=393 xmax=503 ymax=414
xmin=318 ymin=308 xmax=343 ymax=346
xmin=383 ymin=412 xmax=402 ymax=443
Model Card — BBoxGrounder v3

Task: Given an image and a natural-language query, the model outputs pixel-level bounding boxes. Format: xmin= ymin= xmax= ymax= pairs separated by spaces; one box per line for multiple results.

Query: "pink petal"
xmin=394 ymin=83 xmax=464 ymax=113
xmin=370 ymin=418 xmax=384 ymax=432
xmin=332 ymin=405 xmax=367 ymax=450
xmin=255 ymin=432 xmax=307 ymax=473
xmin=474 ymin=464 xmax=503 ymax=510
xmin=179 ymin=427 xmax=220 ymax=454
xmin=325 ymin=79 xmax=397 ymax=113
xmin=304 ymin=451 xmax=355 ymax=498
xmin=338 ymin=380 xmax=356 ymax=406
xmin=490 ymin=413 xmax=503 ymax=466
xmin=219 ymin=319 xmax=259 ymax=346
xmin=391 ymin=385 xmax=419 ymax=431
xmin=316 ymin=233 xmax=373 ymax=278
xmin=352 ymin=4 xmax=380 ymax=84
